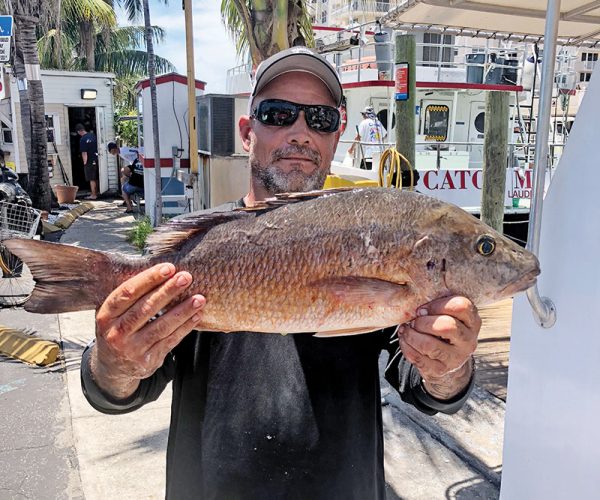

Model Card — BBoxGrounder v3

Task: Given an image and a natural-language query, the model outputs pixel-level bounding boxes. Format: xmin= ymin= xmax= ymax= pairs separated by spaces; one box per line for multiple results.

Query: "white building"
xmin=0 ymin=68 xmax=118 ymax=195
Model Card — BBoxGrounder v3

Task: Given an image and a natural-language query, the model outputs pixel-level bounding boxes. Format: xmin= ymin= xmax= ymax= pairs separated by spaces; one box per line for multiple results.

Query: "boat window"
xmin=474 ymin=112 xmax=485 ymax=134
xmin=424 ymin=104 xmax=449 ymax=141
xmin=377 ymin=109 xmax=395 ymax=130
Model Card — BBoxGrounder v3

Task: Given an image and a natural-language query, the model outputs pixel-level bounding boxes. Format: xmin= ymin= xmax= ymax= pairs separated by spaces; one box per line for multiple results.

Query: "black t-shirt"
xmin=79 ymin=132 xmax=98 ymax=166
xmin=80 ymin=200 xmax=474 ymax=500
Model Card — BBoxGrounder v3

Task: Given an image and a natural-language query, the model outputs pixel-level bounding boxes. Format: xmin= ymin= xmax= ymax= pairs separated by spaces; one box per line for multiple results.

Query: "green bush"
xmin=127 ymin=216 xmax=153 ymax=252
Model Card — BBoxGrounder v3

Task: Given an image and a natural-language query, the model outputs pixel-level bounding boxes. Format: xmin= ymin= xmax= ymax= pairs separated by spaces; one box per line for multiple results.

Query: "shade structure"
xmin=380 ymin=0 xmax=600 ymax=46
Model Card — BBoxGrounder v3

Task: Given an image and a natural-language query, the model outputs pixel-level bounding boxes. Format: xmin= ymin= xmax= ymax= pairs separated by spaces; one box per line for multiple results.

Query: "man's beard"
xmin=250 ymin=144 xmax=327 ymax=194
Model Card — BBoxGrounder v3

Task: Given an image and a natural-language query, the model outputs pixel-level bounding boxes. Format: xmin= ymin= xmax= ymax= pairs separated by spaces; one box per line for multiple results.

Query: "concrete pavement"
xmin=0 ymin=200 xmax=504 ymax=499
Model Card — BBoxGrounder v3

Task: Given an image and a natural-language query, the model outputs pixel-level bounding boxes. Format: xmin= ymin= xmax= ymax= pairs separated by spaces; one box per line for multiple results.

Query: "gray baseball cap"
xmin=250 ymin=47 xmax=343 ymax=108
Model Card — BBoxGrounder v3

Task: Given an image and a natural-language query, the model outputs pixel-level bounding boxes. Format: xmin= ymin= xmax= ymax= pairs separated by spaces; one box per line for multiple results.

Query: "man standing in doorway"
xmin=76 ymin=123 xmax=99 ymax=200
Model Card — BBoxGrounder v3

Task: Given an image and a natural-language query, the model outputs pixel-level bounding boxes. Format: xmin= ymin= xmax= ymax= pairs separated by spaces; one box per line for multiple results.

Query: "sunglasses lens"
xmin=254 ymin=100 xmax=340 ymax=133
xmin=305 ymin=106 xmax=340 ymax=133
xmin=256 ymin=100 xmax=298 ymax=126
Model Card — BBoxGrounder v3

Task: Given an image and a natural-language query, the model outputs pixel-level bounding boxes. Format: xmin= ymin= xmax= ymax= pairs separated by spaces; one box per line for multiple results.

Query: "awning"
xmin=380 ymin=0 xmax=600 ymax=46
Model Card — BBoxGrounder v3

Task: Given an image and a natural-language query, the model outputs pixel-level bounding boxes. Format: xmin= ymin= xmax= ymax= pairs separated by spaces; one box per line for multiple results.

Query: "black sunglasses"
xmin=252 ymin=99 xmax=341 ymax=133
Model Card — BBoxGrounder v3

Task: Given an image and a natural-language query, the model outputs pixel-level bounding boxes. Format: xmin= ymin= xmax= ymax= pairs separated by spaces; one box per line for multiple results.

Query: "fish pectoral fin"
xmin=314 ymin=327 xmax=383 ymax=338
xmin=311 ymin=276 xmax=411 ymax=307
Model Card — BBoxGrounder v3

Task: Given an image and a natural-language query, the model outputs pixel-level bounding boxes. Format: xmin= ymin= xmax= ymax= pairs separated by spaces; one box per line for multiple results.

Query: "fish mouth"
xmin=499 ymin=267 xmax=540 ymax=297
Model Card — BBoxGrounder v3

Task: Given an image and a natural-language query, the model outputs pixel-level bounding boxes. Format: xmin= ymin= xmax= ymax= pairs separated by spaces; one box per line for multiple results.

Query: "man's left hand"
xmin=398 ymin=296 xmax=481 ymax=401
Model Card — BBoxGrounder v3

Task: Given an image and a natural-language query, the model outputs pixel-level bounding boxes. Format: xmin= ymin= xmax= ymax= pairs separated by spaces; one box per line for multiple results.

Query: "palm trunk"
xmin=14 ymin=14 xmax=51 ymax=211
xmin=143 ymin=0 xmax=162 ymax=225
xmin=81 ymin=21 xmax=96 ymax=71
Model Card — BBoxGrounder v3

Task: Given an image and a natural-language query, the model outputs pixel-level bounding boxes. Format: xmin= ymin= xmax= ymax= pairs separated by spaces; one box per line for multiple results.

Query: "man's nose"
xmin=287 ymin=111 xmax=311 ymax=145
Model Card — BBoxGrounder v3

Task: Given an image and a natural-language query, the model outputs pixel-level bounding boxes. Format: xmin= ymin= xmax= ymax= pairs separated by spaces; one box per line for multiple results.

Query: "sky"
xmin=115 ymin=1 xmax=241 ymax=93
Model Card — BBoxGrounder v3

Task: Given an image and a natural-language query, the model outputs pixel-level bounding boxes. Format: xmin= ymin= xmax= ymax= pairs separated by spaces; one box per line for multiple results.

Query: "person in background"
xmin=81 ymin=47 xmax=480 ymax=500
xmin=75 ymin=123 xmax=99 ymax=200
xmin=108 ymin=142 xmax=144 ymax=213
xmin=348 ymin=105 xmax=387 ymax=170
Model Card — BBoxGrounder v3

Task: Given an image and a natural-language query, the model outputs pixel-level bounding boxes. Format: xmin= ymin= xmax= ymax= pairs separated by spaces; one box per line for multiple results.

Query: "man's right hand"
xmin=91 ymin=263 xmax=205 ymax=400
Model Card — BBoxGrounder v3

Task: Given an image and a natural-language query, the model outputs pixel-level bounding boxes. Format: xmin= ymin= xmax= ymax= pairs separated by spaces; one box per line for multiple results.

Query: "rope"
xmin=378 ymin=147 xmax=417 ymax=190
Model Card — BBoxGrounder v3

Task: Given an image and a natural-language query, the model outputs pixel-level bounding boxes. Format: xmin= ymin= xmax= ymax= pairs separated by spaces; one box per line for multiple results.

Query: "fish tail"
xmin=2 ymin=239 xmax=144 ymax=314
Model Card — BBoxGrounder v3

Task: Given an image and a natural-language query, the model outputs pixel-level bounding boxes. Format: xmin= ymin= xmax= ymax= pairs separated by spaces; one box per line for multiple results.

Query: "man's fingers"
xmin=146 ymin=313 xmax=205 ymax=365
xmin=398 ymin=334 xmax=446 ymax=377
xmin=118 ymin=271 xmax=194 ymax=335
xmin=400 ymin=325 xmax=467 ymax=369
xmin=417 ymin=296 xmax=481 ymax=332
xmin=139 ymin=294 xmax=205 ymax=347
xmin=412 ymin=314 xmax=475 ymax=348
xmin=99 ymin=263 xmax=177 ymax=319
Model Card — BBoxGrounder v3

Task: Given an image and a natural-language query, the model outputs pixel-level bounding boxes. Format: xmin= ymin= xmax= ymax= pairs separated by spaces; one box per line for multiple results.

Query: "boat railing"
xmin=336 ymin=139 xmax=563 ymax=170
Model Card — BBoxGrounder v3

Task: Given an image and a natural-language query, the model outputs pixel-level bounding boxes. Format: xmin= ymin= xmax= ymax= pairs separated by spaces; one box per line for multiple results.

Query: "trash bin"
xmin=466 ymin=53 xmax=485 ymax=83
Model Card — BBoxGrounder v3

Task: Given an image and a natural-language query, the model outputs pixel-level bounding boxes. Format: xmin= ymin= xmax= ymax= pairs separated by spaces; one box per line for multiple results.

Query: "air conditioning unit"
xmin=196 ymin=94 xmax=235 ymax=156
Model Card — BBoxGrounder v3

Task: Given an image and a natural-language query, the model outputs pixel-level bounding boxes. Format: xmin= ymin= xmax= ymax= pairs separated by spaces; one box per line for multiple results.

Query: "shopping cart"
xmin=0 ymin=201 xmax=41 ymax=306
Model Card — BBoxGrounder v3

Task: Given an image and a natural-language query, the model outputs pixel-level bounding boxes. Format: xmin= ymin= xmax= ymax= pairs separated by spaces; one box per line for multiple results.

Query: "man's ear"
xmin=239 ymin=115 xmax=252 ymax=153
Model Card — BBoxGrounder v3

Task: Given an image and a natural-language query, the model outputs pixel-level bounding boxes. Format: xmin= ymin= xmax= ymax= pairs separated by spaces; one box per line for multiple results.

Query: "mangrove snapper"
xmin=4 ymin=188 xmax=540 ymax=335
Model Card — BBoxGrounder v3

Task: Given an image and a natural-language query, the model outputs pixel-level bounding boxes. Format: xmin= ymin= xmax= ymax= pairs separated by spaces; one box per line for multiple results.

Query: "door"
xmin=95 ymin=106 xmax=108 ymax=193
xmin=467 ymin=101 xmax=486 ymax=168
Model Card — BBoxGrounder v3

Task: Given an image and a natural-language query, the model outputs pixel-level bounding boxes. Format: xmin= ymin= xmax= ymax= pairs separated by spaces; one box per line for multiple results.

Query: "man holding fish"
xmin=6 ymin=47 xmax=540 ymax=499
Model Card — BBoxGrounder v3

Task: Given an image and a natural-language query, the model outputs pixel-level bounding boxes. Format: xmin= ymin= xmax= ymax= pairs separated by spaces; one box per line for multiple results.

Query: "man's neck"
xmin=244 ymin=182 xmax=272 ymax=206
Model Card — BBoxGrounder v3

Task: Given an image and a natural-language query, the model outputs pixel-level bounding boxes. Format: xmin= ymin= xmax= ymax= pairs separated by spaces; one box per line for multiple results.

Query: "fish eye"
xmin=476 ymin=235 xmax=496 ymax=256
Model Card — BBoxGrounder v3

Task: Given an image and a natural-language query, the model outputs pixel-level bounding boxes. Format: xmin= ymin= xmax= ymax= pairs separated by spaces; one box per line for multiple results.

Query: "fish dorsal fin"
xmin=146 ymin=211 xmax=251 ymax=255
xmin=239 ymin=187 xmax=357 ymax=213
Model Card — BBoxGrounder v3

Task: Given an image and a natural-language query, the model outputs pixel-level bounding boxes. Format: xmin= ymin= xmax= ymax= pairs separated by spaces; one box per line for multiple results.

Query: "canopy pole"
xmin=526 ymin=0 xmax=560 ymax=328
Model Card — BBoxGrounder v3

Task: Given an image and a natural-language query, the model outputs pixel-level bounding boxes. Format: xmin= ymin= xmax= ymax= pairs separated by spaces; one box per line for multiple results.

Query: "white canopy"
xmin=380 ymin=0 xmax=600 ymax=46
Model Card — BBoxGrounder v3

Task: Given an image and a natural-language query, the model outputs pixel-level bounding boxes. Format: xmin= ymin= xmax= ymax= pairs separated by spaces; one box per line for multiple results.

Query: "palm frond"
xmin=94 ymin=49 xmax=176 ymax=77
xmin=62 ymin=0 xmax=117 ymax=26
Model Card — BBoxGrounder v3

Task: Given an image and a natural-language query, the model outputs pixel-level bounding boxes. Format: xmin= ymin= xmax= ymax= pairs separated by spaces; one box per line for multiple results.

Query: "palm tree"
xmin=220 ymin=0 xmax=314 ymax=65
xmin=2 ymin=0 xmax=58 ymax=211
xmin=117 ymin=0 xmax=167 ymax=225
xmin=37 ymin=23 xmax=175 ymax=78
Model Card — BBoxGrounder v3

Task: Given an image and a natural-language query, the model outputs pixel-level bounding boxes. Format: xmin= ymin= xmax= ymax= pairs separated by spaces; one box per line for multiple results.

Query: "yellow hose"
xmin=378 ymin=148 xmax=416 ymax=190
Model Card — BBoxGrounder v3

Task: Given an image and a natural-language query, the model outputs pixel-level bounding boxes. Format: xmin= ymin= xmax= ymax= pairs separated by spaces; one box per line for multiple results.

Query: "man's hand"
xmin=91 ymin=263 xmax=205 ymax=400
xmin=398 ymin=296 xmax=481 ymax=401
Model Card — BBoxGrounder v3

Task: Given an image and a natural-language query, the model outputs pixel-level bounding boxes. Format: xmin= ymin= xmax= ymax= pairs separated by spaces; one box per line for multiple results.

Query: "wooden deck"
xmin=474 ymin=298 xmax=513 ymax=401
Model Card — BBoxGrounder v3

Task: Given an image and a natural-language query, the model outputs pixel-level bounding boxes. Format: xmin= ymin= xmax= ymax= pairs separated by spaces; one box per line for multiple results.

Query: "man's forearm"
xmin=89 ymin=345 xmax=141 ymax=400
xmin=82 ymin=152 xmax=88 ymax=164
xmin=422 ymin=356 xmax=474 ymax=401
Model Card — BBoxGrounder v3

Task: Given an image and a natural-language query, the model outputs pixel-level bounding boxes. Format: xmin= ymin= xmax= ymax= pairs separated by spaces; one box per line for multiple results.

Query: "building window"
xmin=423 ymin=104 xmax=449 ymax=141
xmin=1 ymin=120 xmax=12 ymax=145
xmin=579 ymin=72 xmax=592 ymax=82
xmin=45 ymin=114 xmax=61 ymax=145
xmin=422 ymin=33 xmax=454 ymax=66
xmin=320 ymin=11 xmax=327 ymax=23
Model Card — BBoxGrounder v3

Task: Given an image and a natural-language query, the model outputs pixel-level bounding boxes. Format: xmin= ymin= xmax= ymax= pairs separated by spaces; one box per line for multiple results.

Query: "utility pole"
xmin=481 ymin=91 xmax=509 ymax=233
xmin=394 ymin=33 xmax=416 ymax=170
xmin=184 ymin=0 xmax=198 ymax=176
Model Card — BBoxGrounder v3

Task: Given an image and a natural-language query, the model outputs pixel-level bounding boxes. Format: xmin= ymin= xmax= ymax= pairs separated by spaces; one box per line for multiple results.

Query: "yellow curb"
xmin=42 ymin=220 xmax=63 ymax=233
xmin=53 ymin=202 xmax=94 ymax=229
xmin=0 ymin=326 xmax=60 ymax=366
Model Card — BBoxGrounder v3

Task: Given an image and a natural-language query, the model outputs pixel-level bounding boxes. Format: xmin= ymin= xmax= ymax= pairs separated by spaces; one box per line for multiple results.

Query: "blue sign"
xmin=0 ymin=16 xmax=13 ymax=37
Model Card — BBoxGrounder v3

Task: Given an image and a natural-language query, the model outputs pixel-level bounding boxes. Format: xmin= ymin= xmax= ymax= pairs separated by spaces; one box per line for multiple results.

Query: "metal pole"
xmin=525 ymin=0 xmax=559 ymax=328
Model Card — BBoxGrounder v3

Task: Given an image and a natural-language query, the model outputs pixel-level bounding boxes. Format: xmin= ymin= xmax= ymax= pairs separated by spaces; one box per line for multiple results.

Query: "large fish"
xmin=4 ymin=188 xmax=539 ymax=336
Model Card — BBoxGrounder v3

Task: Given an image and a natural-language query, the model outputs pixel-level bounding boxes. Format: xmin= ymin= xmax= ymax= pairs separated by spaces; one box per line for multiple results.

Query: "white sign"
xmin=0 ymin=36 xmax=10 ymax=63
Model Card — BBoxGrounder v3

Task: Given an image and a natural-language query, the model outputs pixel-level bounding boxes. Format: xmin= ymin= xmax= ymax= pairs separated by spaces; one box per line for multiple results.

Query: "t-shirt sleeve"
xmin=80 ymin=339 xmax=174 ymax=414
xmin=380 ymin=327 xmax=474 ymax=415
